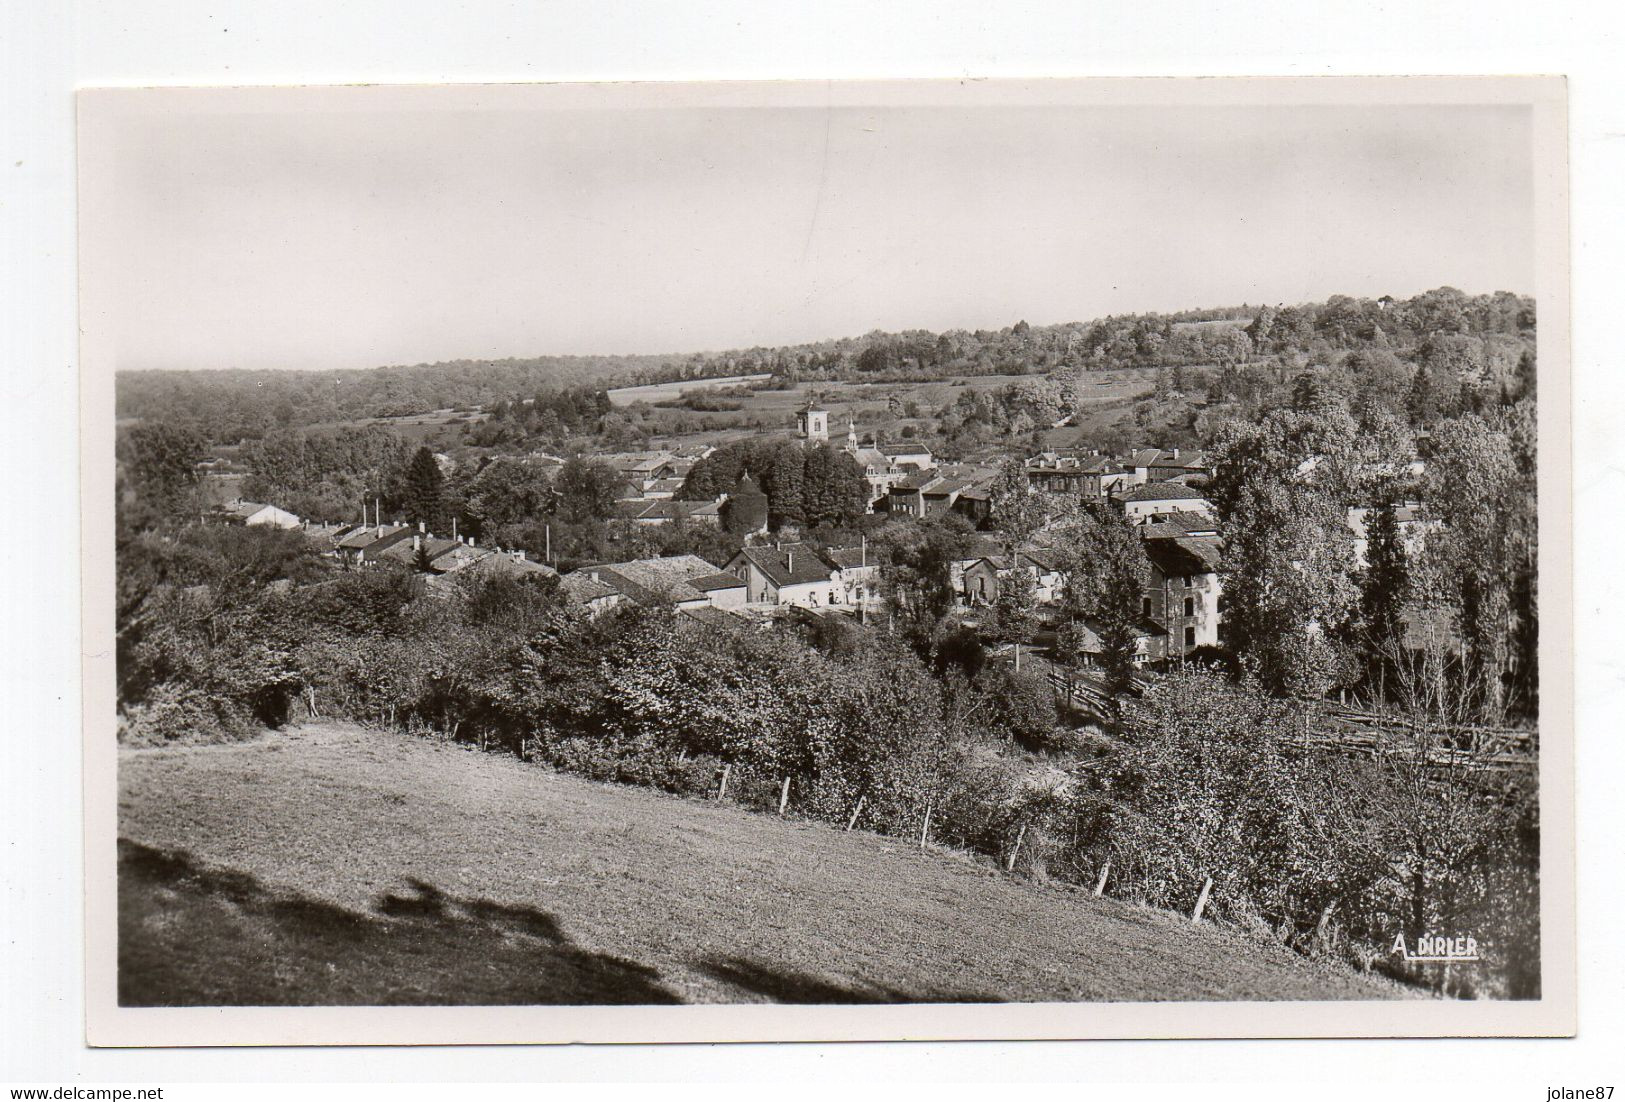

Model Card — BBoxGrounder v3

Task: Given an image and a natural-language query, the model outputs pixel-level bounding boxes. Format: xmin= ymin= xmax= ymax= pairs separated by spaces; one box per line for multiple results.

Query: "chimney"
xmin=418 ymin=520 xmax=426 ymax=533
xmin=786 ymin=550 xmax=794 ymax=572
xmin=412 ymin=534 xmax=421 ymax=551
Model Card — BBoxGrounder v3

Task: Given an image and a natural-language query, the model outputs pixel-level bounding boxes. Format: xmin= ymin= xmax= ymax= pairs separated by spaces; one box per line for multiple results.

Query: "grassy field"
xmin=606 ymin=373 xmax=775 ymax=406
xmin=118 ymin=723 xmax=1402 ymax=1006
xmin=299 ymin=408 xmax=491 ymax=447
xmin=627 ymin=370 xmax=1154 ymax=451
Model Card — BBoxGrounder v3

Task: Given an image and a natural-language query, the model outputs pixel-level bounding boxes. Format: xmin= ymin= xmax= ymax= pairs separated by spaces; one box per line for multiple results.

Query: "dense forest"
xmin=115 ymin=287 xmax=1533 ymax=446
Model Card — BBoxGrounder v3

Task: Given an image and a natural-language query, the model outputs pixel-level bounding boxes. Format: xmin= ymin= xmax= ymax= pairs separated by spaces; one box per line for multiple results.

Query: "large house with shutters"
xmin=959 ymin=547 xmax=1069 ymax=608
xmin=820 ymin=544 xmax=882 ymax=608
xmin=1025 ymin=452 xmax=1127 ymax=502
xmin=724 ymin=543 xmax=844 ymax=609
xmin=1141 ymin=537 xmax=1223 ymax=656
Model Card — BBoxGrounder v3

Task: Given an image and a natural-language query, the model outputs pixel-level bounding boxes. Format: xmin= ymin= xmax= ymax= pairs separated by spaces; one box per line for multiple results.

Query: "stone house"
xmin=1111 ymin=482 xmax=1215 ymax=523
xmin=1142 ymin=537 xmax=1223 ymax=656
xmin=724 ymin=544 xmax=843 ymax=609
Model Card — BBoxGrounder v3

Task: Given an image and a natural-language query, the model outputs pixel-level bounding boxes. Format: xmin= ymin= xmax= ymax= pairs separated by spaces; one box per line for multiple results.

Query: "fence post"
xmin=1005 ymin=824 xmax=1027 ymax=872
xmin=1191 ymin=875 xmax=1214 ymax=924
xmin=716 ymin=763 xmax=731 ymax=802
xmin=778 ymin=775 xmax=791 ymax=817
xmin=1314 ymin=900 xmax=1337 ymax=950
xmin=919 ymin=799 xmax=934 ymax=849
xmin=845 ymin=795 xmax=866 ymax=832
xmin=1094 ymin=860 xmax=1111 ymax=897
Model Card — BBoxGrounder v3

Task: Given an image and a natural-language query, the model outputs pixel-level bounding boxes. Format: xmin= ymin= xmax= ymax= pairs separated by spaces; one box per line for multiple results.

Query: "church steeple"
xmin=846 ymin=418 xmax=859 ymax=450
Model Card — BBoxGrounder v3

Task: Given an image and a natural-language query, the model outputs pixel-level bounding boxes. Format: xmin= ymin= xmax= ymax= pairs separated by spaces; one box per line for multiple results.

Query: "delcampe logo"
xmin=1391 ymin=933 xmax=1481 ymax=963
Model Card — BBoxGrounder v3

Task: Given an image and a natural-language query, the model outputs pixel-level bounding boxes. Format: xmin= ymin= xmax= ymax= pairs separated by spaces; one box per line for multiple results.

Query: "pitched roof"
xmin=1173 ymin=537 xmax=1224 ymax=572
xmin=593 ymin=570 xmax=697 ymax=607
xmin=955 ymin=535 xmax=1007 ymax=563
xmin=338 ymin=524 xmax=413 ymax=552
xmin=937 ymin=463 xmax=1000 ymax=481
xmin=1139 ymin=510 xmax=1221 ymax=538
xmin=600 ymin=450 xmax=675 ymax=474
xmin=851 ymin=447 xmax=893 ymax=472
xmin=1073 ymin=617 xmax=1169 ymax=643
xmin=969 ymin=555 xmax=1013 ymax=572
xmin=678 ymin=605 xmax=748 ymax=631
xmin=1149 ymin=449 xmax=1208 ymax=469
xmin=688 ymin=571 xmax=748 ymax=593
xmin=738 ymin=544 xmax=837 ymax=587
xmin=1125 ymin=449 xmax=1164 ymax=469
xmin=376 ymin=535 xmax=462 ymax=566
xmin=215 ymin=500 xmax=278 ymax=520
xmin=1019 ymin=548 xmax=1069 ymax=573
xmin=1026 ymin=453 xmax=1120 ymax=474
xmin=878 ymin=442 xmax=933 ymax=457
xmin=1145 ymin=537 xmax=1223 ymax=576
xmin=427 ymin=543 xmax=495 ymax=573
xmin=584 ymin=554 xmax=729 ymax=607
xmin=304 ymin=522 xmax=362 ymax=550
xmin=559 ymin=572 xmax=619 ymax=604
xmin=1115 ymin=482 xmax=1209 ymax=503
xmin=820 ymin=546 xmax=873 ymax=571
xmin=463 ymin=551 xmax=558 ymax=579
xmin=631 ymin=498 xmax=723 ymax=522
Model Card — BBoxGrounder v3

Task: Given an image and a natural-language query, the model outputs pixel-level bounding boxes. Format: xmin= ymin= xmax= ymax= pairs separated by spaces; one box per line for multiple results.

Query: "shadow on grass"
xmin=698 ymin=956 xmax=1001 ymax=1004
xmin=118 ymin=839 xmax=681 ymax=1006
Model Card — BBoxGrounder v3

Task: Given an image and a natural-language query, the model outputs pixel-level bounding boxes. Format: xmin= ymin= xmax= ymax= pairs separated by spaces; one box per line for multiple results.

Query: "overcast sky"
xmin=86 ymin=91 xmax=1533 ymax=372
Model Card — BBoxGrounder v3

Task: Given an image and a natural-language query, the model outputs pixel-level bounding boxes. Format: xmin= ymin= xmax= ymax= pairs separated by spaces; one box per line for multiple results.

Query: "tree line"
xmin=114 ymin=288 xmax=1532 ymax=447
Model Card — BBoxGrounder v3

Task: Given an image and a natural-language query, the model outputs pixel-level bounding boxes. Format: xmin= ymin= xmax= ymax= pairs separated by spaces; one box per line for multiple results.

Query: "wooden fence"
xmin=1037 ymin=664 xmax=1536 ymax=774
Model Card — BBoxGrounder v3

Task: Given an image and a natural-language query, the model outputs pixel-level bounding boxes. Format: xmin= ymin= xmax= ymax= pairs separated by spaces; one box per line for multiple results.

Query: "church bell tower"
xmin=796 ymin=402 xmax=829 ymax=443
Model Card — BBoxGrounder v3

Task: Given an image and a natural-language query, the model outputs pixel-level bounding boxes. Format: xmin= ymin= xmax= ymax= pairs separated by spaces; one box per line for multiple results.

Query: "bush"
xmin=117 ymin=682 xmax=256 ymax=746
xmin=977 ymin=665 xmax=1062 ymax=750
xmin=1095 ymin=670 xmax=1393 ymax=938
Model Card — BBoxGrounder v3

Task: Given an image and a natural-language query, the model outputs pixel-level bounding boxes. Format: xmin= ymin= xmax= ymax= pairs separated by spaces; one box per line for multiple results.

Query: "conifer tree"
xmin=403 ymin=446 xmax=446 ymax=531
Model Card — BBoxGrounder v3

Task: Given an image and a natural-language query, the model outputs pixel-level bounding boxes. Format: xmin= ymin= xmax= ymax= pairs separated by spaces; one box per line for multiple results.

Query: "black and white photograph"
xmin=75 ymin=77 xmax=1573 ymax=1044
